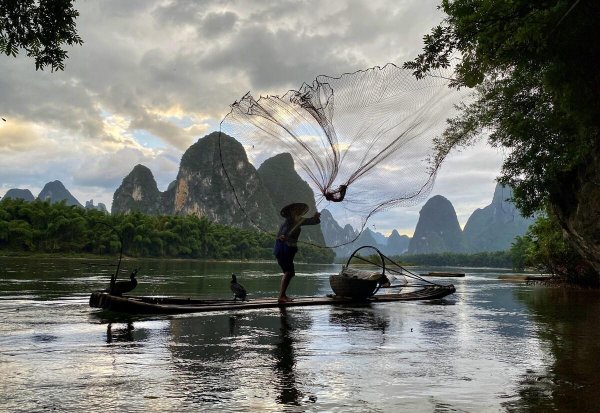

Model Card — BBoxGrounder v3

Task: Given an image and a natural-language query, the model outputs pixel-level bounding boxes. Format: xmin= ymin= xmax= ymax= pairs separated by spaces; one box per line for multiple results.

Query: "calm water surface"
xmin=1 ymin=256 xmax=600 ymax=412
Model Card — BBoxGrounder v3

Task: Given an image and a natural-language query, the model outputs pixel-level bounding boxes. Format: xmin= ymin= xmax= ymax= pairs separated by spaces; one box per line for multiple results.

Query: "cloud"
xmin=199 ymin=11 xmax=239 ymax=38
xmin=0 ymin=121 xmax=44 ymax=151
xmin=0 ymin=0 xmax=504 ymax=230
xmin=129 ymin=110 xmax=196 ymax=150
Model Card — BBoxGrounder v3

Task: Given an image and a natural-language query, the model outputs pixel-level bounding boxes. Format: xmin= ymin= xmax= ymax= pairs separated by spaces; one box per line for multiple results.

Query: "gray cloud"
xmin=0 ymin=0 xmax=505 ymax=230
xmin=73 ymin=147 xmax=179 ymax=189
xmin=199 ymin=11 xmax=239 ymax=38
xmin=202 ymin=25 xmax=365 ymax=90
xmin=153 ymin=0 xmax=206 ymax=26
xmin=129 ymin=110 xmax=196 ymax=150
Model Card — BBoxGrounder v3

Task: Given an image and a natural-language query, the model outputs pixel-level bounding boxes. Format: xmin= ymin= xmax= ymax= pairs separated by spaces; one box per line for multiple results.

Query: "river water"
xmin=1 ymin=256 xmax=600 ymax=412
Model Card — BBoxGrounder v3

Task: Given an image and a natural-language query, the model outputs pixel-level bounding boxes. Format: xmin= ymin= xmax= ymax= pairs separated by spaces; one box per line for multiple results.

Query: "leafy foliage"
xmin=0 ymin=198 xmax=334 ymax=263
xmin=398 ymin=251 xmax=512 ymax=268
xmin=404 ymin=0 xmax=600 ymax=216
xmin=509 ymin=235 xmax=533 ymax=272
xmin=515 ymin=209 xmax=597 ymax=285
xmin=0 ymin=0 xmax=82 ymax=71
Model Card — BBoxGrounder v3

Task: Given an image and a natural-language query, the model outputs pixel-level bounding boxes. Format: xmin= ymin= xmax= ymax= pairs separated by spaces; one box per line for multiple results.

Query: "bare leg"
xmin=278 ymin=272 xmax=294 ymax=302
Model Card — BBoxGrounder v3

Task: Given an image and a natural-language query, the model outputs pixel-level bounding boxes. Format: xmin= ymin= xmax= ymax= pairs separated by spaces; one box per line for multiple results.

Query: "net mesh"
xmin=219 ymin=63 xmax=463 ymax=247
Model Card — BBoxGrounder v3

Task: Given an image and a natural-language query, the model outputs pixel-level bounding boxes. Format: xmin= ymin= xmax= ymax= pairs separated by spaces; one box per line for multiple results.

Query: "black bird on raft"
xmin=230 ymin=273 xmax=247 ymax=302
xmin=111 ymin=269 xmax=138 ymax=296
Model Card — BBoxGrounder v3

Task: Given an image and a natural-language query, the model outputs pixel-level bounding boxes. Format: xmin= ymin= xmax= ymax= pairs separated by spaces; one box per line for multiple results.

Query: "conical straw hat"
xmin=280 ymin=203 xmax=309 ymax=218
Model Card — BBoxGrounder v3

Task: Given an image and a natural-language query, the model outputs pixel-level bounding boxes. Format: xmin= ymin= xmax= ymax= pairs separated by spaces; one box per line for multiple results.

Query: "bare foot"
xmin=277 ymin=296 xmax=294 ymax=303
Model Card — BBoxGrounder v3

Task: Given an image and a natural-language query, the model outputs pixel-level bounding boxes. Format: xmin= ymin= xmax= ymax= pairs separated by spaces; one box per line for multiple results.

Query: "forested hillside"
xmin=0 ymin=199 xmax=334 ymax=263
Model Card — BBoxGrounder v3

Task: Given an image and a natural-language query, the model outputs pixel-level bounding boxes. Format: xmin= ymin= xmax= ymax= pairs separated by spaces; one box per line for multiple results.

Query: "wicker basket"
xmin=329 ymin=246 xmax=389 ymax=300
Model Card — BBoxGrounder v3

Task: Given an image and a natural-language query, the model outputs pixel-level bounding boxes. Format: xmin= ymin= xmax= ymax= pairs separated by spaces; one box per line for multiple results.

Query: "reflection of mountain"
xmin=511 ymin=288 xmax=600 ymax=411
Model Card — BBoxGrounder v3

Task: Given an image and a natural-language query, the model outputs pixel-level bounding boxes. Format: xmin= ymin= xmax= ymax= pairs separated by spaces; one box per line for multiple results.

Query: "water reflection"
xmin=165 ymin=309 xmax=316 ymax=410
xmin=168 ymin=315 xmax=239 ymax=406
xmin=511 ymin=288 xmax=600 ymax=412
xmin=10 ymin=256 xmax=600 ymax=411
xmin=329 ymin=305 xmax=389 ymax=334
xmin=106 ymin=321 xmax=135 ymax=344
xmin=273 ymin=307 xmax=303 ymax=406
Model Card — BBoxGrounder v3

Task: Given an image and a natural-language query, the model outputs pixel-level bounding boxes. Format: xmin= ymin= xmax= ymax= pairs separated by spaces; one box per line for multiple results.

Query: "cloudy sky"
xmin=0 ymin=0 xmax=504 ymax=236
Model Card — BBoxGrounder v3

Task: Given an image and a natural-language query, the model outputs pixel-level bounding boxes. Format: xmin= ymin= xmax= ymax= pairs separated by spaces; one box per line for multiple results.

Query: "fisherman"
xmin=274 ymin=203 xmax=321 ymax=303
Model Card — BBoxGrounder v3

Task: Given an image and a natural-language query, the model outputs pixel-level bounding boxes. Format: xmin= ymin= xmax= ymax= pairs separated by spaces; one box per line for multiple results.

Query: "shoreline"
xmin=0 ymin=252 xmax=338 ymax=266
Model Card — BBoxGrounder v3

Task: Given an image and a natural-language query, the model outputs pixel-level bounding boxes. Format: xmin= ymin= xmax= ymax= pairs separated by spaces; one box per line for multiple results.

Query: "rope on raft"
xmin=346 ymin=245 xmax=444 ymax=288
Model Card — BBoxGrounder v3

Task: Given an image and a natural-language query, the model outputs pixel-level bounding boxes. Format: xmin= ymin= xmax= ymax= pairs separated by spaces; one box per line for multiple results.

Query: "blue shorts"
xmin=274 ymin=240 xmax=298 ymax=274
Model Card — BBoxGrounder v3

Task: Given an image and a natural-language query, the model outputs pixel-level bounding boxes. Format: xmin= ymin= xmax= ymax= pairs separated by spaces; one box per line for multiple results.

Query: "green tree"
xmin=0 ymin=198 xmax=335 ymax=263
xmin=0 ymin=0 xmax=82 ymax=71
xmin=510 ymin=236 xmax=532 ymax=272
xmin=524 ymin=210 xmax=596 ymax=286
xmin=405 ymin=0 xmax=600 ymax=278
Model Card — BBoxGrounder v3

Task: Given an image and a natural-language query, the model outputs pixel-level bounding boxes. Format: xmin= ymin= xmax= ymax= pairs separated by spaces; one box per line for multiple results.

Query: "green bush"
xmin=521 ymin=210 xmax=597 ymax=286
xmin=0 ymin=198 xmax=335 ymax=263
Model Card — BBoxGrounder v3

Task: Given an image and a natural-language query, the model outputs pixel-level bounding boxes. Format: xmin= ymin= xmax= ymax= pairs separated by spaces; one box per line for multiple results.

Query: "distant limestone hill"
xmin=354 ymin=228 xmax=382 ymax=252
xmin=112 ymin=164 xmax=165 ymax=215
xmin=407 ymin=195 xmax=466 ymax=254
xmin=320 ymin=209 xmax=359 ymax=257
xmin=112 ymin=132 xmax=281 ymax=231
xmin=319 ymin=213 xmax=411 ymax=258
xmin=257 ymin=152 xmax=325 ymax=245
xmin=85 ymin=199 xmax=108 ymax=213
xmin=3 ymin=188 xmax=35 ymax=202
xmin=110 ymin=132 xmax=538 ymax=259
xmin=463 ymin=184 xmax=534 ymax=252
xmin=385 ymin=229 xmax=410 ymax=255
xmin=38 ymin=180 xmax=82 ymax=207
xmin=172 ymin=132 xmax=279 ymax=230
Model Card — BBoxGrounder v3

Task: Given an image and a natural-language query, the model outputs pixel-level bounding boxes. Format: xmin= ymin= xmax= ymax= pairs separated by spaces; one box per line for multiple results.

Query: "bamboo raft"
xmin=422 ymin=272 xmax=466 ymax=277
xmin=89 ymin=285 xmax=456 ymax=315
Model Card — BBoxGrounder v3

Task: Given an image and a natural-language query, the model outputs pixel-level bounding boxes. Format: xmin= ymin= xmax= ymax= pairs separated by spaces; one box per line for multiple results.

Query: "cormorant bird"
xmin=111 ymin=269 xmax=138 ymax=296
xmin=230 ymin=273 xmax=247 ymax=301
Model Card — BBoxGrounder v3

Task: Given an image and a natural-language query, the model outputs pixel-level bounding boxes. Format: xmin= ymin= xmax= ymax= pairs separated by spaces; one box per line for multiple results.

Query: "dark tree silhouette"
xmin=0 ymin=0 xmax=82 ymax=71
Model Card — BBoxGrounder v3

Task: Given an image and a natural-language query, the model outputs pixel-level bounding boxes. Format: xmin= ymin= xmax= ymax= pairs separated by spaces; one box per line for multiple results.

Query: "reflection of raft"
xmin=498 ymin=274 xmax=552 ymax=282
xmin=89 ymin=285 xmax=456 ymax=315
xmin=422 ymin=272 xmax=465 ymax=277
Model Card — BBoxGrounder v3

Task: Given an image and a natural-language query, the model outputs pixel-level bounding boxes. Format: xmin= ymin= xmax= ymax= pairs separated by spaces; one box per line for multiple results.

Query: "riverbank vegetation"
xmin=399 ymin=251 xmax=512 ymax=268
xmin=0 ymin=199 xmax=334 ymax=263
xmin=340 ymin=250 xmax=512 ymax=268
xmin=405 ymin=0 xmax=600 ymax=281
xmin=510 ymin=209 xmax=598 ymax=287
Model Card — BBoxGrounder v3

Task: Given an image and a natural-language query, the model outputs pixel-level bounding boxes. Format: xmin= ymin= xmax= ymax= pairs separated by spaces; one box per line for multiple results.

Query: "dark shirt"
xmin=277 ymin=216 xmax=320 ymax=247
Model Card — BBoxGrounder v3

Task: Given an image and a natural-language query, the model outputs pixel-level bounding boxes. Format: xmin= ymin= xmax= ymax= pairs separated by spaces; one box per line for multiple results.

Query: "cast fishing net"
xmin=218 ymin=63 xmax=463 ymax=248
